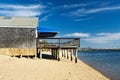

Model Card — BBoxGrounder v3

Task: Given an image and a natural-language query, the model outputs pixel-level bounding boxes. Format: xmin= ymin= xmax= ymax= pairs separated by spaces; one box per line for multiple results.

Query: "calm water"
xmin=78 ymin=51 xmax=120 ymax=80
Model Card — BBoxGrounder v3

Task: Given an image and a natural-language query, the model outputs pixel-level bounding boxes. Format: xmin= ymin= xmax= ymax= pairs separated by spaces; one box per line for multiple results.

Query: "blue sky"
xmin=0 ymin=0 xmax=120 ymax=48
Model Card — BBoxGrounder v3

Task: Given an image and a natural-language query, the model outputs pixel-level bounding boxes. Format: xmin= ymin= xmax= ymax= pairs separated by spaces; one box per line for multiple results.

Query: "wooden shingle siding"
xmin=0 ymin=27 xmax=36 ymax=56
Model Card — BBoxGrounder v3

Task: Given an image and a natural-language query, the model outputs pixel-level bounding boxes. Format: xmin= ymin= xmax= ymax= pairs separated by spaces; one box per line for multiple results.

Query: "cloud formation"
xmin=96 ymin=33 xmax=112 ymax=36
xmin=0 ymin=3 xmax=46 ymax=17
xmin=62 ymin=32 xmax=90 ymax=37
xmin=62 ymin=2 xmax=99 ymax=9
xmin=74 ymin=18 xmax=90 ymax=21
xmin=70 ymin=6 xmax=120 ymax=17
xmin=63 ymin=4 xmax=87 ymax=9
xmin=60 ymin=2 xmax=120 ymax=21
xmin=39 ymin=14 xmax=51 ymax=22
xmin=84 ymin=33 xmax=120 ymax=44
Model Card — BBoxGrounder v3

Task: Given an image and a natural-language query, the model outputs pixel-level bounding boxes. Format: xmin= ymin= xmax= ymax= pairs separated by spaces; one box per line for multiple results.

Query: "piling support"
xmin=36 ymin=38 xmax=38 ymax=59
xmin=53 ymin=49 xmax=55 ymax=58
xmin=34 ymin=49 xmax=37 ymax=59
xmin=67 ymin=49 xmax=69 ymax=59
xmin=71 ymin=49 xmax=73 ymax=61
xmin=53 ymin=49 xmax=55 ymax=57
xmin=62 ymin=49 xmax=64 ymax=57
xmin=55 ymin=49 xmax=57 ymax=59
xmin=75 ymin=49 xmax=78 ymax=63
xmin=64 ymin=49 xmax=66 ymax=58
xmin=57 ymin=48 xmax=60 ymax=61
xmin=51 ymin=49 xmax=53 ymax=56
xmin=13 ymin=54 xmax=15 ymax=57
xmin=40 ymin=49 xmax=42 ymax=59
xmin=20 ymin=54 xmax=22 ymax=58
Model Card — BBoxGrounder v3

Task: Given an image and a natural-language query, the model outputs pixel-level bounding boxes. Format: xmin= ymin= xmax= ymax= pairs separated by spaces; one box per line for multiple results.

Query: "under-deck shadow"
xmin=41 ymin=54 xmax=57 ymax=60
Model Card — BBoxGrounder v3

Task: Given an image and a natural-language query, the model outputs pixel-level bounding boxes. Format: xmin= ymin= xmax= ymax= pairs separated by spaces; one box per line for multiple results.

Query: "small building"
xmin=0 ymin=16 xmax=80 ymax=63
xmin=0 ymin=16 xmax=38 ymax=56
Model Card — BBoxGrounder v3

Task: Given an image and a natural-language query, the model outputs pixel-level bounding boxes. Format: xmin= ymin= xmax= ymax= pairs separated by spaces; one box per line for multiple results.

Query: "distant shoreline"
xmin=79 ymin=48 xmax=120 ymax=52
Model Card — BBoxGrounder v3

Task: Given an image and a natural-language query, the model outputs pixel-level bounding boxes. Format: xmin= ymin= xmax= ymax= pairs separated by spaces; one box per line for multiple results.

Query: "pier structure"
xmin=36 ymin=38 xmax=80 ymax=63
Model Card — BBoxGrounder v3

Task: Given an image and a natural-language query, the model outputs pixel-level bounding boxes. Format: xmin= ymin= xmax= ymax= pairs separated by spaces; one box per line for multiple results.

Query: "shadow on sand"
xmin=12 ymin=53 xmax=57 ymax=61
xmin=41 ymin=54 xmax=57 ymax=60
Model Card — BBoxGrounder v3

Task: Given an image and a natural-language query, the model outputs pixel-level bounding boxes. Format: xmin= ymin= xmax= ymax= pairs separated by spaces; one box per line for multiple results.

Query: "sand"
xmin=0 ymin=55 xmax=110 ymax=80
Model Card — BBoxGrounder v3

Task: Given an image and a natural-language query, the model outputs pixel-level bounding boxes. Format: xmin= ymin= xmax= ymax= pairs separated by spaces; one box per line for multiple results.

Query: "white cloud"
xmin=0 ymin=10 xmax=42 ymax=17
xmin=0 ymin=4 xmax=45 ymax=10
xmin=0 ymin=3 xmax=46 ymax=17
xmin=62 ymin=2 xmax=99 ymax=9
xmin=70 ymin=6 xmax=120 ymax=17
xmin=62 ymin=2 xmax=120 ymax=21
xmin=74 ymin=18 xmax=90 ymax=21
xmin=63 ymin=4 xmax=87 ymax=9
xmin=62 ymin=32 xmax=90 ymax=37
xmin=96 ymin=33 xmax=112 ymax=36
xmin=83 ymin=6 xmax=120 ymax=13
xmin=84 ymin=33 xmax=120 ymax=44
xmin=39 ymin=14 xmax=51 ymax=22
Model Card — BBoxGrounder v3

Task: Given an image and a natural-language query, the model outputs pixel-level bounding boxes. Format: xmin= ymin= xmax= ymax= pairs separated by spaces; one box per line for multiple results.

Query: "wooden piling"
xmin=57 ymin=48 xmax=60 ymax=61
xmin=67 ymin=49 xmax=69 ymax=59
xmin=62 ymin=49 xmax=64 ymax=57
xmin=51 ymin=49 xmax=53 ymax=56
xmin=71 ymin=49 xmax=73 ymax=61
xmin=20 ymin=54 xmax=22 ymax=58
xmin=64 ymin=49 xmax=66 ymax=58
xmin=75 ymin=49 xmax=78 ymax=63
xmin=40 ymin=49 xmax=42 ymax=59
xmin=55 ymin=49 xmax=57 ymax=59
xmin=13 ymin=54 xmax=15 ymax=57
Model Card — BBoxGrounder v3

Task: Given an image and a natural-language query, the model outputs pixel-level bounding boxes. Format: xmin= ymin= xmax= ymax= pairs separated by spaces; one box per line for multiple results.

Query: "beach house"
xmin=0 ymin=16 xmax=38 ymax=56
xmin=0 ymin=16 xmax=80 ymax=63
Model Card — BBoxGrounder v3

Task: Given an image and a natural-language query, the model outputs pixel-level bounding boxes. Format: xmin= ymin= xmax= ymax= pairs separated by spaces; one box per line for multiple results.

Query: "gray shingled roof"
xmin=0 ymin=16 xmax=38 ymax=28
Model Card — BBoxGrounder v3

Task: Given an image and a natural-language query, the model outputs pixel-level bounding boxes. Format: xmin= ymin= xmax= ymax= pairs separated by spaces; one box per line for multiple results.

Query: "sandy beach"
xmin=0 ymin=55 xmax=110 ymax=80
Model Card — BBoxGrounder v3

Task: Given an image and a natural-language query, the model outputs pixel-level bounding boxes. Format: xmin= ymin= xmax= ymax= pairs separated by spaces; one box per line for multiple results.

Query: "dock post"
xmin=35 ymin=48 xmax=38 ymax=58
xmin=62 ymin=49 xmax=64 ymax=57
xmin=40 ymin=49 xmax=42 ymax=59
xmin=54 ymin=49 xmax=56 ymax=58
xmin=36 ymin=38 xmax=38 ymax=59
xmin=71 ymin=49 xmax=73 ymax=61
xmin=13 ymin=54 xmax=15 ymax=57
xmin=57 ymin=48 xmax=60 ymax=61
xmin=51 ymin=49 xmax=53 ymax=56
xmin=20 ymin=54 xmax=22 ymax=58
xmin=64 ymin=49 xmax=66 ymax=58
xmin=35 ymin=53 xmax=37 ymax=59
xmin=67 ymin=49 xmax=69 ymax=59
xmin=54 ymin=49 xmax=55 ymax=57
xmin=75 ymin=49 xmax=78 ymax=63
xmin=55 ymin=49 xmax=57 ymax=59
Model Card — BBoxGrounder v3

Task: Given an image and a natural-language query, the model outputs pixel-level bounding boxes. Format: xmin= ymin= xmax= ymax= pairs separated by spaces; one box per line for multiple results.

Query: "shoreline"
xmin=74 ymin=58 xmax=110 ymax=80
xmin=78 ymin=58 xmax=111 ymax=80
xmin=0 ymin=55 xmax=110 ymax=80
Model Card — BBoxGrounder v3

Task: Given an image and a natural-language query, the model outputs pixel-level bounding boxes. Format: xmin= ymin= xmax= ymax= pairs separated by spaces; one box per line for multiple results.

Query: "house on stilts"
xmin=0 ymin=16 xmax=80 ymax=63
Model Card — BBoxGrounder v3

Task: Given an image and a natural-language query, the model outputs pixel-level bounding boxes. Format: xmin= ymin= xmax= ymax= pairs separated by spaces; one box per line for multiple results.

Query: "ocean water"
xmin=78 ymin=51 xmax=120 ymax=80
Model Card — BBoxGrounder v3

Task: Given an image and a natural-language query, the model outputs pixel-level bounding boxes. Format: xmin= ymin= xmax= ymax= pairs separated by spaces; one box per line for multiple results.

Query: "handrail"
xmin=37 ymin=38 xmax=80 ymax=48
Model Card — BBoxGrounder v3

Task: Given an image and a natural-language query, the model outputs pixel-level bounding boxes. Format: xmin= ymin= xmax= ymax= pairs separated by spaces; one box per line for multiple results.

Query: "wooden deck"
xmin=38 ymin=46 xmax=78 ymax=49
xmin=36 ymin=38 xmax=80 ymax=63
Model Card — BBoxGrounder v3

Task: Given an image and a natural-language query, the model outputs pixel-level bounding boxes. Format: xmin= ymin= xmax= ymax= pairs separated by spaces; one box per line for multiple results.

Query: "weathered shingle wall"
xmin=0 ymin=27 xmax=36 ymax=48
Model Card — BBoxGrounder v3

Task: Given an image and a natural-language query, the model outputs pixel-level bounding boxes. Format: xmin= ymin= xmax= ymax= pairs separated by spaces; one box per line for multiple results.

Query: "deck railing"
xmin=37 ymin=38 xmax=80 ymax=48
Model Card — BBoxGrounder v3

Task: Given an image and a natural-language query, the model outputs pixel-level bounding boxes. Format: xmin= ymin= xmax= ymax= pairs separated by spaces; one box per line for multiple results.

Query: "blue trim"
xmin=37 ymin=27 xmax=58 ymax=33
